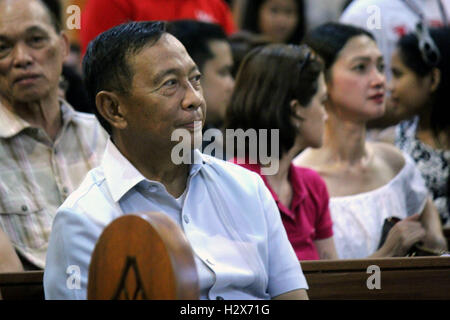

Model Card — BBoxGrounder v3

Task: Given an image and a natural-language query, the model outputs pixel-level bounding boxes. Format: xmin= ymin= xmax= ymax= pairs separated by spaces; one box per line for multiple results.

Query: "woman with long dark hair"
xmin=390 ymin=27 xmax=450 ymax=226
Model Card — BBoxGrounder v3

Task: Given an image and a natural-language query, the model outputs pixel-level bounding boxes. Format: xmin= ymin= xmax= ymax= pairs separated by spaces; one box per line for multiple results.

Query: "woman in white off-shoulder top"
xmin=294 ymin=22 xmax=447 ymax=259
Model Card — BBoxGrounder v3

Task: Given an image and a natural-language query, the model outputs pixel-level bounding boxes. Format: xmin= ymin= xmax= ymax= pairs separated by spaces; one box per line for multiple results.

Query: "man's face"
xmin=201 ymin=40 xmax=234 ymax=126
xmin=117 ymin=33 xmax=206 ymax=151
xmin=0 ymin=0 xmax=68 ymax=103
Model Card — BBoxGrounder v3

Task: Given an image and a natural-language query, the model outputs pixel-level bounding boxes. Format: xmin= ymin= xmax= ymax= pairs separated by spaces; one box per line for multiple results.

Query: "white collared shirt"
xmin=44 ymin=140 xmax=307 ymax=299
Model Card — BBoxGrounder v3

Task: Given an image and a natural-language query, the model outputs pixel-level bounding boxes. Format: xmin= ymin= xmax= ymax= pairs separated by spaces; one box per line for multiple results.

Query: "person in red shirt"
xmin=225 ymin=44 xmax=338 ymax=260
xmin=80 ymin=0 xmax=236 ymax=56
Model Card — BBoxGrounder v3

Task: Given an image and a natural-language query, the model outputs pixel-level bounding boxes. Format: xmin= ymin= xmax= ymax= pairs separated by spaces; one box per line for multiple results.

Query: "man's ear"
xmin=95 ymin=91 xmax=128 ymax=130
xmin=430 ymin=67 xmax=441 ymax=93
xmin=60 ymin=32 xmax=70 ymax=61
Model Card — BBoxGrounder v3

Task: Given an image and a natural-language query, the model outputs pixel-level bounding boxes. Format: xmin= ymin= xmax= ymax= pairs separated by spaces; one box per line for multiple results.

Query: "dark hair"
xmin=166 ymin=20 xmax=228 ymax=72
xmin=39 ymin=0 xmax=62 ymax=32
xmin=228 ymin=30 xmax=272 ymax=77
xmin=241 ymin=0 xmax=305 ymax=44
xmin=225 ymin=44 xmax=323 ymax=156
xmin=82 ymin=21 xmax=166 ymax=135
xmin=303 ymin=22 xmax=375 ymax=76
xmin=397 ymin=27 xmax=450 ymax=137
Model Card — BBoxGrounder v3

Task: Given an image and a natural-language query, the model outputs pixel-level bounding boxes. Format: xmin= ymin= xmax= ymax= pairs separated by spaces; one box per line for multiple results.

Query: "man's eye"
xmin=163 ymin=79 xmax=177 ymax=87
xmin=28 ymin=36 xmax=46 ymax=44
xmin=0 ymin=43 xmax=11 ymax=57
xmin=191 ymin=74 xmax=202 ymax=82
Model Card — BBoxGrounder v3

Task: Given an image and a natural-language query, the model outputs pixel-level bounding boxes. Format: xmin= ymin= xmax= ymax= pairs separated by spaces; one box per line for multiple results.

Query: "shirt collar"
xmin=102 ymin=139 xmax=206 ymax=202
xmin=0 ymin=99 xmax=77 ymax=138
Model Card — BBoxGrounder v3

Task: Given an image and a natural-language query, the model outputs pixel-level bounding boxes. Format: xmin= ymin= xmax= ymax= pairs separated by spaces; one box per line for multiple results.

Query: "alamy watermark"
xmin=66 ymin=265 xmax=81 ymax=290
xmin=170 ymin=122 xmax=280 ymax=175
xmin=65 ymin=5 xmax=81 ymax=30
xmin=366 ymin=5 xmax=382 ymax=30
xmin=366 ymin=265 xmax=381 ymax=290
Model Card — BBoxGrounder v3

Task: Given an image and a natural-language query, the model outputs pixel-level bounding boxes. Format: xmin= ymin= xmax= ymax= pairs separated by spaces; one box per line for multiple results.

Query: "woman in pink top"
xmin=225 ymin=44 xmax=338 ymax=260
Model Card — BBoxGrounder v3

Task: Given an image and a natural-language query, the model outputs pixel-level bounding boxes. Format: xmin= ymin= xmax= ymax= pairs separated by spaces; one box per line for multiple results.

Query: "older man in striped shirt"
xmin=0 ymin=0 xmax=107 ymax=270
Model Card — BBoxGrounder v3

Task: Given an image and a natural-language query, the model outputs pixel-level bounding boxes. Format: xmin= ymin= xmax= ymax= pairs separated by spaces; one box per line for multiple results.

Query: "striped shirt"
xmin=0 ymin=100 xmax=108 ymax=268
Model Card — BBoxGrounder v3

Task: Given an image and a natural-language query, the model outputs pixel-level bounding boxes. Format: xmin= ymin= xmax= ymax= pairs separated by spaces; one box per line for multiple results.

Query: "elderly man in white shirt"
xmin=43 ymin=20 xmax=308 ymax=300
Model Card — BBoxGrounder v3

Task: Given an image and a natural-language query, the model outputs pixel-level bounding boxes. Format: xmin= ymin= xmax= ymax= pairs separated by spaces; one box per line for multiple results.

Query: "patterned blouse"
xmin=395 ymin=116 xmax=449 ymax=226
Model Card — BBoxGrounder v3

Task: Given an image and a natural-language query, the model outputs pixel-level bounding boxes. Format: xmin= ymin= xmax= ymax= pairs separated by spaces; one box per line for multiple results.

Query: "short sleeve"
xmin=258 ymin=178 xmax=308 ymax=297
xmin=44 ymin=209 xmax=101 ymax=300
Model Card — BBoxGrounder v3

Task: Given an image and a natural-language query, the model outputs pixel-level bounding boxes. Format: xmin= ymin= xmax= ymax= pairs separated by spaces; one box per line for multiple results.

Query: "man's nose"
xmin=181 ymin=82 xmax=204 ymax=110
xmin=12 ymin=43 xmax=33 ymax=68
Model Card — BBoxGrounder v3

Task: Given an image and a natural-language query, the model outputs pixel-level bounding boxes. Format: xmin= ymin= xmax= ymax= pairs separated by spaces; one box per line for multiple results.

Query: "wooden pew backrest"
xmin=88 ymin=213 xmax=199 ymax=300
xmin=0 ymin=271 xmax=44 ymax=300
xmin=301 ymin=256 xmax=450 ymax=299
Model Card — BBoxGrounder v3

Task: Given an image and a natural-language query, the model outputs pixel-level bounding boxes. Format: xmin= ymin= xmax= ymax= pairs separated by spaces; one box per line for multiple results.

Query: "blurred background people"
xmin=228 ymin=30 xmax=271 ymax=77
xmin=80 ymin=0 xmax=236 ymax=57
xmin=340 ymin=0 xmax=450 ymax=142
xmin=226 ymin=44 xmax=338 ymax=260
xmin=240 ymin=0 xmax=305 ymax=44
xmin=390 ymin=27 xmax=450 ymax=226
xmin=294 ymin=22 xmax=447 ymax=259
xmin=341 ymin=0 xmax=450 ymax=81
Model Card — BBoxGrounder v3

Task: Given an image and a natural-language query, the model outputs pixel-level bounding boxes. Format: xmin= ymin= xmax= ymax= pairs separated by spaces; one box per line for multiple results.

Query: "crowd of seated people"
xmin=0 ymin=0 xmax=449 ymax=300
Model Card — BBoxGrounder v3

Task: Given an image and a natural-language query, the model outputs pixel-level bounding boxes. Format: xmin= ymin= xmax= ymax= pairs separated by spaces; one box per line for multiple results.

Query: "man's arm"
xmin=44 ymin=209 xmax=99 ymax=300
xmin=273 ymin=289 xmax=309 ymax=300
xmin=0 ymin=227 xmax=22 ymax=272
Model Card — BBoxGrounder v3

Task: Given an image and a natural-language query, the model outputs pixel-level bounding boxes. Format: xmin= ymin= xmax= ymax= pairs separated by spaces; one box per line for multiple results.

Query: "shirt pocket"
xmin=0 ymin=196 xmax=47 ymax=250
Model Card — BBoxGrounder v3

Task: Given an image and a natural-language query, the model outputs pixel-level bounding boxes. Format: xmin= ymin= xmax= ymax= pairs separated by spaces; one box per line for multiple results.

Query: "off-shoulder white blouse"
xmin=330 ymin=154 xmax=428 ymax=259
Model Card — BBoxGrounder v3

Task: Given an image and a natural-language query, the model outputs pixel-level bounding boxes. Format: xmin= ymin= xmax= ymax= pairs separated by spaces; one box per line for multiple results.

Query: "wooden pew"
xmin=301 ymin=256 xmax=450 ymax=299
xmin=444 ymin=227 xmax=450 ymax=248
xmin=2 ymin=225 xmax=448 ymax=300
xmin=88 ymin=213 xmax=199 ymax=300
xmin=0 ymin=271 xmax=44 ymax=300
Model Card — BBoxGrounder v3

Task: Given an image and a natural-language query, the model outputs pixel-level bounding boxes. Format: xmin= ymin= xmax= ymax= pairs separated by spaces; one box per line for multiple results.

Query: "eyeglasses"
xmin=416 ymin=21 xmax=441 ymax=67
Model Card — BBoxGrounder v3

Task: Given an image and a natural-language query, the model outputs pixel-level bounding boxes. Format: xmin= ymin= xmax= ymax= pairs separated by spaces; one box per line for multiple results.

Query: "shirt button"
xmin=62 ymin=187 xmax=69 ymax=194
xmin=148 ymin=185 xmax=157 ymax=192
xmin=183 ymin=215 xmax=190 ymax=224
xmin=21 ymin=205 xmax=28 ymax=212
xmin=216 ymin=296 xmax=224 ymax=300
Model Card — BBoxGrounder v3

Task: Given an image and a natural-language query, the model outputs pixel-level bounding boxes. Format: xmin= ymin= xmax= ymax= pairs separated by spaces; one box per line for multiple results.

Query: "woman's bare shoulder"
xmin=371 ymin=142 xmax=406 ymax=175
